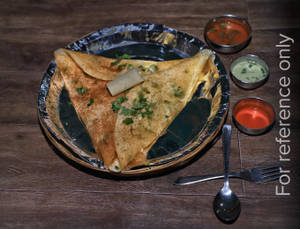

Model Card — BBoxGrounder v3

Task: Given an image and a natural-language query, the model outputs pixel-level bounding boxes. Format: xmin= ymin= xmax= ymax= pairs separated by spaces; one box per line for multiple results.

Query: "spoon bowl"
xmin=213 ymin=125 xmax=241 ymax=223
xmin=213 ymin=185 xmax=241 ymax=223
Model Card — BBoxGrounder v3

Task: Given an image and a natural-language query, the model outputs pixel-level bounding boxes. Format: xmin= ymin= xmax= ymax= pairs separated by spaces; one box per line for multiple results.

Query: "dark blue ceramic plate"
xmin=38 ymin=23 xmax=229 ymax=176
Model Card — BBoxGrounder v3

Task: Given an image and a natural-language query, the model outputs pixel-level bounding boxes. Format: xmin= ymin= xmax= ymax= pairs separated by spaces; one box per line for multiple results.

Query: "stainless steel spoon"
xmin=213 ymin=125 xmax=241 ymax=223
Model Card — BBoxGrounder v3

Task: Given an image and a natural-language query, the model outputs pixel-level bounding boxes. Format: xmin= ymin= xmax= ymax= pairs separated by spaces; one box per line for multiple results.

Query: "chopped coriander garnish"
xmin=132 ymin=92 xmax=147 ymax=110
xmin=260 ymin=67 xmax=265 ymax=75
xmin=110 ymin=53 xmax=132 ymax=66
xmin=142 ymin=108 xmax=153 ymax=119
xmin=87 ymin=98 xmax=94 ymax=106
xmin=148 ymin=64 xmax=158 ymax=73
xmin=115 ymin=91 xmax=156 ymax=121
xmin=127 ymin=64 xmax=134 ymax=69
xmin=94 ymin=80 xmax=98 ymax=84
xmin=138 ymin=91 xmax=147 ymax=103
xmin=137 ymin=64 xmax=158 ymax=73
xmin=76 ymin=87 xmax=88 ymax=95
xmin=123 ymin=117 xmax=133 ymax=125
xmin=241 ymin=68 xmax=247 ymax=74
xmin=119 ymin=53 xmax=131 ymax=59
xmin=208 ymin=28 xmax=216 ymax=33
xmin=117 ymin=63 xmax=127 ymax=71
xmin=110 ymin=59 xmax=120 ymax=67
xmin=112 ymin=96 xmax=128 ymax=112
xmin=120 ymin=106 xmax=137 ymax=116
xmin=114 ymin=165 xmax=120 ymax=171
xmin=138 ymin=65 xmax=147 ymax=72
xmin=227 ymin=30 xmax=240 ymax=40
xmin=132 ymin=98 xmax=143 ymax=110
xmin=165 ymin=115 xmax=169 ymax=118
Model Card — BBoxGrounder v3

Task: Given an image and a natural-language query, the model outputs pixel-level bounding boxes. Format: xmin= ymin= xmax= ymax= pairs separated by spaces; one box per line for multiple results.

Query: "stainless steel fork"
xmin=174 ymin=165 xmax=281 ymax=186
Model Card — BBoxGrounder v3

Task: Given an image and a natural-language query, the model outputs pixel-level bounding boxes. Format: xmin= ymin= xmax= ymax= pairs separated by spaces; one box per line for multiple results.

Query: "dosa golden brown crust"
xmin=59 ymin=48 xmax=185 ymax=80
xmin=114 ymin=50 xmax=213 ymax=169
xmin=55 ymin=50 xmax=120 ymax=167
xmin=54 ymin=48 xmax=216 ymax=171
xmin=54 ymin=49 xmax=185 ymax=170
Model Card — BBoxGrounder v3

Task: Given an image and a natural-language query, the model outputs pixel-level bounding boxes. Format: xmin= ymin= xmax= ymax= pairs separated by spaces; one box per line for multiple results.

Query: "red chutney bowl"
xmin=232 ymin=97 xmax=275 ymax=135
xmin=204 ymin=15 xmax=252 ymax=54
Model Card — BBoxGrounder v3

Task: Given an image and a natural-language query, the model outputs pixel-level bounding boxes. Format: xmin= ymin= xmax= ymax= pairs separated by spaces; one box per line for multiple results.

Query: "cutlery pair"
xmin=175 ymin=164 xmax=281 ymax=186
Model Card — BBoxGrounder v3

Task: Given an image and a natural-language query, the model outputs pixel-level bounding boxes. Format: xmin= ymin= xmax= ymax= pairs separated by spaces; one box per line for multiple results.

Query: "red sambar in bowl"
xmin=204 ymin=15 xmax=252 ymax=54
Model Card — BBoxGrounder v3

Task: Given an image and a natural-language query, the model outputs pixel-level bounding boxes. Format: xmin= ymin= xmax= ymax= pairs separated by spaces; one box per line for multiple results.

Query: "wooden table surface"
xmin=1 ymin=0 xmax=300 ymax=228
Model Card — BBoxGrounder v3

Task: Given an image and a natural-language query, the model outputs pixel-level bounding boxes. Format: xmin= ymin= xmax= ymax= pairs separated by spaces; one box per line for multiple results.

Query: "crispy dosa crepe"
xmin=55 ymin=50 xmax=119 ymax=168
xmin=54 ymin=49 xmax=185 ymax=170
xmin=61 ymin=48 xmax=185 ymax=80
xmin=53 ymin=48 xmax=217 ymax=171
xmin=114 ymin=50 xmax=214 ymax=169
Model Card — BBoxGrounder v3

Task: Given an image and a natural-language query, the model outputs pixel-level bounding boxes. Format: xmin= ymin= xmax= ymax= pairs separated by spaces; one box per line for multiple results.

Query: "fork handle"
xmin=174 ymin=172 xmax=240 ymax=186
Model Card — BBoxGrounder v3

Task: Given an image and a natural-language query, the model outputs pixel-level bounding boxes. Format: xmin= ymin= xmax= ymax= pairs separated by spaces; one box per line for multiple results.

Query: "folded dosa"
xmin=55 ymin=50 xmax=119 ymax=168
xmin=54 ymin=49 xmax=184 ymax=170
xmin=61 ymin=48 xmax=185 ymax=80
xmin=114 ymin=50 xmax=213 ymax=169
xmin=53 ymin=48 xmax=216 ymax=171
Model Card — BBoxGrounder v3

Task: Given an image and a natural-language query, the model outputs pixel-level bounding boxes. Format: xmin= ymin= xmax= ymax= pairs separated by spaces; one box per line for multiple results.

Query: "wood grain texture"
xmin=1 ymin=191 xmax=299 ymax=229
xmin=0 ymin=0 xmax=299 ymax=228
xmin=0 ymin=125 xmax=244 ymax=196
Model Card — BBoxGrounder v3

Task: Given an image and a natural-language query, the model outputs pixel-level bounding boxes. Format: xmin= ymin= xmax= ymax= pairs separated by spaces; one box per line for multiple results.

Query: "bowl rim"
xmin=204 ymin=14 xmax=252 ymax=48
xmin=232 ymin=97 xmax=276 ymax=131
xmin=230 ymin=54 xmax=270 ymax=85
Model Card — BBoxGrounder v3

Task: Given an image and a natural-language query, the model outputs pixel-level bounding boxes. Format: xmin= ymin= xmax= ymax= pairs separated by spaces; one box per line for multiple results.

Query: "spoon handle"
xmin=222 ymin=125 xmax=232 ymax=186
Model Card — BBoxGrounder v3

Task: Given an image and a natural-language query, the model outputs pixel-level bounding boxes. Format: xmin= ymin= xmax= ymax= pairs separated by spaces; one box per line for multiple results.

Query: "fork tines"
xmin=257 ymin=165 xmax=281 ymax=183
